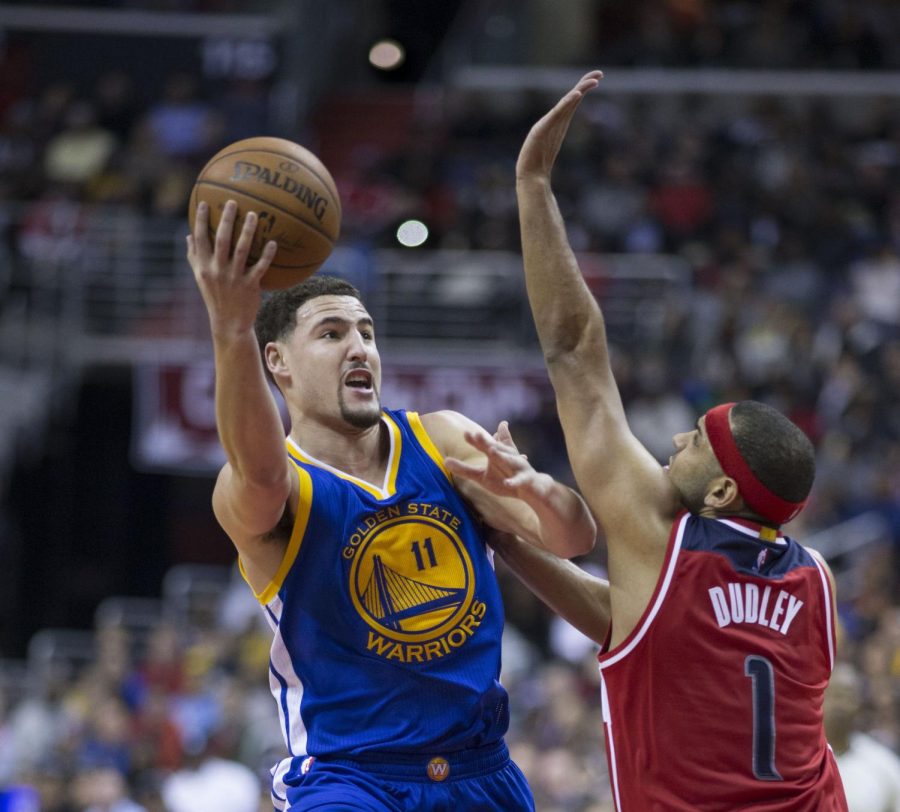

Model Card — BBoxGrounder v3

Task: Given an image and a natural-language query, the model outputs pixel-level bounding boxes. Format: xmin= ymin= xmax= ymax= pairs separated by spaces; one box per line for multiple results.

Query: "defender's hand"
xmin=515 ymin=70 xmax=603 ymax=183
xmin=445 ymin=420 xmax=553 ymax=504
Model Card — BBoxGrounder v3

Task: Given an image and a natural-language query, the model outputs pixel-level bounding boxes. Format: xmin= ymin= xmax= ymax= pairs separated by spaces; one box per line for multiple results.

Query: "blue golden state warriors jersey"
xmin=254 ymin=409 xmax=510 ymax=770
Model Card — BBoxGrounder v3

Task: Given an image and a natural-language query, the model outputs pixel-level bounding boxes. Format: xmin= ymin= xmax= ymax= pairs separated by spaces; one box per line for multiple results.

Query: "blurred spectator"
xmin=17 ymin=189 xmax=86 ymax=267
xmin=160 ymin=748 xmax=261 ymax=812
xmin=72 ymin=765 xmax=146 ymax=812
xmin=3 ymin=664 xmax=71 ymax=780
xmin=824 ymin=662 xmax=900 ymax=811
xmin=167 ymin=646 xmax=222 ymax=756
xmin=850 ymin=243 xmax=900 ymax=333
xmin=0 ymin=688 xmax=14 ymax=785
xmin=43 ymin=101 xmax=117 ymax=188
xmin=140 ymin=73 xmax=222 ymax=162
xmin=217 ymin=78 xmax=272 ymax=145
xmin=92 ymin=71 xmax=141 ymax=143
xmin=130 ymin=686 xmax=183 ymax=773
xmin=75 ymin=696 xmax=134 ymax=777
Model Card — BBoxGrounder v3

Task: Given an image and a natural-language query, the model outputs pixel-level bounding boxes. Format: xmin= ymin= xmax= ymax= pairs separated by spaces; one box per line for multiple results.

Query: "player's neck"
xmin=290 ymin=415 xmax=389 ymax=482
xmin=702 ymin=506 xmax=779 ymax=529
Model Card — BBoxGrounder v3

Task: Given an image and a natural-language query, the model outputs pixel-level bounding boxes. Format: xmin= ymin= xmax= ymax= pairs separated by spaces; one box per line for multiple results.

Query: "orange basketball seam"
xmin=195 ymin=179 xmax=339 ymax=244
xmin=202 ymin=147 xmax=341 ymax=215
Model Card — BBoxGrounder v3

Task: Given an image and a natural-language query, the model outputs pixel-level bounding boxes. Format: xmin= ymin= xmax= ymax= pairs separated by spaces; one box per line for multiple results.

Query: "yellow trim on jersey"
xmin=407 ymin=411 xmax=451 ymax=482
xmin=759 ymin=526 xmax=778 ymax=542
xmin=241 ymin=461 xmax=315 ymax=605
xmin=381 ymin=413 xmax=402 ymax=496
xmin=285 ymin=412 xmax=402 ymax=500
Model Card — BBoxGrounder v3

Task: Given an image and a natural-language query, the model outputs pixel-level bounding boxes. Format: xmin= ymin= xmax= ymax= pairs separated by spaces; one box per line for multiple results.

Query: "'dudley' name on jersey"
xmin=708 ymin=582 xmax=804 ymax=635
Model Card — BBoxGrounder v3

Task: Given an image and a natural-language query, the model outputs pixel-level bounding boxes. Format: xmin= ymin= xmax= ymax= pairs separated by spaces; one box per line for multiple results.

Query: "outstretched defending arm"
xmin=516 ymin=74 xmax=681 ymax=630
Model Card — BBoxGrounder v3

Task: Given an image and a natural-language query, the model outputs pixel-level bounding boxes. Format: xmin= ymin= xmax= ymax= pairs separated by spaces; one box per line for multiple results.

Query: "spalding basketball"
xmin=188 ymin=136 xmax=341 ymax=289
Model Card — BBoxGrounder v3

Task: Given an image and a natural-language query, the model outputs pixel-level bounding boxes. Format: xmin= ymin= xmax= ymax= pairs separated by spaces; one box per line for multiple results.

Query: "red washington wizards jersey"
xmin=598 ymin=511 xmax=848 ymax=811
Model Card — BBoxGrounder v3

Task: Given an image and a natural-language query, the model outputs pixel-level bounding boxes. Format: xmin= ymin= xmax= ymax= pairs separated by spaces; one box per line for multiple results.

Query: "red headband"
xmin=704 ymin=403 xmax=805 ymax=525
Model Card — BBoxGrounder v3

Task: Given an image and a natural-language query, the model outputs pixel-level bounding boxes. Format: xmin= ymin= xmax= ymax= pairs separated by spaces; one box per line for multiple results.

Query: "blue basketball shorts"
xmin=279 ymin=741 xmax=534 ymax=812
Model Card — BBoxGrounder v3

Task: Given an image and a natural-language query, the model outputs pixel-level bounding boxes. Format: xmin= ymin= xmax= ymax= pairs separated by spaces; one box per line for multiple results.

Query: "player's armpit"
xmin=212 ymin=462 xmax=297 ymax=594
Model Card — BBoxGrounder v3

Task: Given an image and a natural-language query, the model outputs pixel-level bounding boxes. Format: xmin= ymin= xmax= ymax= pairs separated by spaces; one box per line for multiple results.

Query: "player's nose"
xmin=345 ymin=331 xmax=368 ymax=361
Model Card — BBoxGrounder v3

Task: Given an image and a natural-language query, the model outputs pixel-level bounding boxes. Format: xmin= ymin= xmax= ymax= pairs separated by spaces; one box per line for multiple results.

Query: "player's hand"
xmin=515 ymin=70 xmax=603 ymax=183
xmin=187 ymin=199 xmax=278 ymax=334
xmin=445 ymin=420 xmax=553 ymax=504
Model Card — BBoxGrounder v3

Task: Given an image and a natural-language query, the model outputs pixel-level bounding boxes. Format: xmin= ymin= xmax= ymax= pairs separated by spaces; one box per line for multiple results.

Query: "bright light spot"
xmin=397 ymin=220 xmax=429 ymax=247
xmin=369 ymin=39 xmax=405 ymax=71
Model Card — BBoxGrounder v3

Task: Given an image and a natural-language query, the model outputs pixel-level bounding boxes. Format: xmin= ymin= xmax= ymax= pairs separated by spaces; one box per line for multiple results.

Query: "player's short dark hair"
xmin=255 ymin=275 xmax=363 ymax=354
xmin=730 ymin=401 xmax=815 ymax=505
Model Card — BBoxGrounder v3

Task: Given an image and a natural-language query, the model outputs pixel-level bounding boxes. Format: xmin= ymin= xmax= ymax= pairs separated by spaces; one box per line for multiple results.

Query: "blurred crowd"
xmin=0 ymin=576 xmax=280 ymax=812
xmin=0 ymin=566 xmax=614 ymax=812
xmin=1 ymin=5 xmax=900 ymax=810
xmin=592 ymin=0 xmax=900 ymax=69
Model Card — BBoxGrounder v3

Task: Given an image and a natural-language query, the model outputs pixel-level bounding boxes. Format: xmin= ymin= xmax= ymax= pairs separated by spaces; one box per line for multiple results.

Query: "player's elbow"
xmin=549 ymin=521 xmax=597 ymax=559
xmin=570 ymin=527 xmax=597 ymax=558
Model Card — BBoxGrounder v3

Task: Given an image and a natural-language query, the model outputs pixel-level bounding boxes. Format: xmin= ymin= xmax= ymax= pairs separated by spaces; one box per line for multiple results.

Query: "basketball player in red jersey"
xmin=452 ymin=72 xmax=849 ymax=811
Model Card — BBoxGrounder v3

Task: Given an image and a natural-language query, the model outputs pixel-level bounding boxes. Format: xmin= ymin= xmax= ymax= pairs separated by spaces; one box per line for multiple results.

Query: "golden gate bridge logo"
xmin=348 ymin=516 xmax=475 ymax=643
xmin=361 ymin=555 xmax=466 ymax=631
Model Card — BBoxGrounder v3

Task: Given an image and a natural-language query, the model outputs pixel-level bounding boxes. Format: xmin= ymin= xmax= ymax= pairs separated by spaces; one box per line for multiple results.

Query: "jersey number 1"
xmin=744 ymin=655 xmax=782 ymax=781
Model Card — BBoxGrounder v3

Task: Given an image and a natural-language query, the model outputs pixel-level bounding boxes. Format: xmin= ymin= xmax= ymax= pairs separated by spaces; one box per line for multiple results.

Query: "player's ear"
xmin=265 ymin=342 xmax=288 ymax=377
xmin=704 ymin=475 xmax=742 ymax=512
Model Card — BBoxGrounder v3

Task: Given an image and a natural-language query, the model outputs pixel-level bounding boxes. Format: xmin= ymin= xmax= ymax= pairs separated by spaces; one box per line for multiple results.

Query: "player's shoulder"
xmin=805 ymin=544 xmax=837 ymax=591
xmin=420 ymin=409 xmax=472 ymax=427
xmin=419 ymin=409 xmax=478 ymax=438
xmin=419 ymin=410 xmax=485 ymax=459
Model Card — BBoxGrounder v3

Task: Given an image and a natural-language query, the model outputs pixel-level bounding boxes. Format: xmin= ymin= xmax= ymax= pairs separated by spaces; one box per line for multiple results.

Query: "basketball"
xmin=188 ymin=136 xmax=341 ymax=289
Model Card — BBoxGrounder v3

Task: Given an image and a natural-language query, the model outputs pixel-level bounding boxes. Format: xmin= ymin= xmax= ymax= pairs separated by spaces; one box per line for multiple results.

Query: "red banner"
xmin=131 ymin=360 xmax=553 ymax=475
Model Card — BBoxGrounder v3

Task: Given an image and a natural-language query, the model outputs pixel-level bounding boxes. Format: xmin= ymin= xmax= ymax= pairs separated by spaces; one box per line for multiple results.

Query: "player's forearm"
xmin=525 ymin=475 xmax=597 ymax=557
xmin=516 ymin=177 xmax=609 ymax=365
xmin=212 ymin=329 xmax=288 ymax=486
xmin=493 ymin=533 xmax=610 ymax=645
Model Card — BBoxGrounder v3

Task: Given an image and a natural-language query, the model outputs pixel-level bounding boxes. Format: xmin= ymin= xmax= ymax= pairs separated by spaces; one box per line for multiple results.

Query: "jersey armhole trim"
xmin=598 ymin=510 xmax=688 ymax=667
xmin=809 ymin=549 xmax=837 ymax=671
xmin=240 ymin=463 xmax=314 ymax=605
xmin=407 ymin=411 xmax=452 ymax=482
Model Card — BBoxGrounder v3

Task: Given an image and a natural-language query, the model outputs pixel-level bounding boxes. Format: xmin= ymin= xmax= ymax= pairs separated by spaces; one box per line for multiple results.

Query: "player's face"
xmin=286 ymin=295 xmax=382 ymax=429
xmin=667 ymin=416 xmax=722 ymax=513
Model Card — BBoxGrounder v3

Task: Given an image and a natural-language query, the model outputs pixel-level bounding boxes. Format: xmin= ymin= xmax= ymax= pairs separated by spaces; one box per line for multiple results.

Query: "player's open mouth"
xmin=344 ymin=370 xmax=373 ymax=392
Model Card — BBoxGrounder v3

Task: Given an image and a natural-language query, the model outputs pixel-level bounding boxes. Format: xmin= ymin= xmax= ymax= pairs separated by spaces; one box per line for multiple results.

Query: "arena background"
xmin=0 ymin=1 xmax=898 ymax=810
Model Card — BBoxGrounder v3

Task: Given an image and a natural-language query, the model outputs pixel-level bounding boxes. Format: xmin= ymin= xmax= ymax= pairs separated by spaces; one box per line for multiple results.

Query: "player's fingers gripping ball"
xmin=189 ymin=136 xmax=341 ymax=289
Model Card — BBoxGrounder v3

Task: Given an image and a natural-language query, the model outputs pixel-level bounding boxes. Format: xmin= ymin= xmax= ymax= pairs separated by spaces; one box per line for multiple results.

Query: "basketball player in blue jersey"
xmin=186 ymin=199 xmax=598 ymax=811
xmin=450 ymin=73 xmax=849 ymax=811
